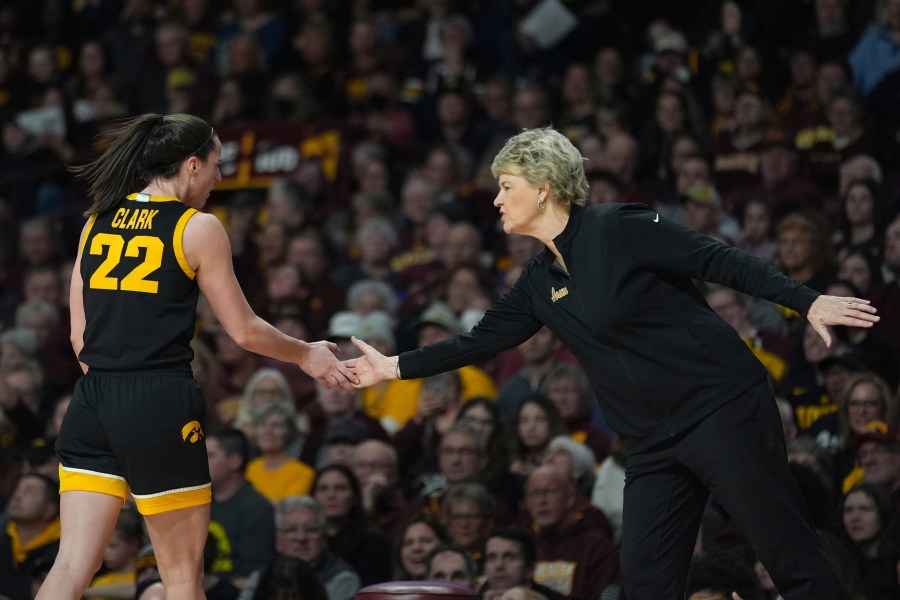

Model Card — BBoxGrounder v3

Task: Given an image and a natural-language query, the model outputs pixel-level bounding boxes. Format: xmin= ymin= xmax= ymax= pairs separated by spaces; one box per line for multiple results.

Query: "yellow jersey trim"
xmin=173 ymin=208 xmax=199 ymax=279
xmin=126 ymin=193 xmax=181 ymax=203
xmin=79 ymin=214 xmax=98 ymax=256
xmin=59 ymin=465 xmax=130 ymax=501
xmin=132 ymin=482 xmax=211 ymax=515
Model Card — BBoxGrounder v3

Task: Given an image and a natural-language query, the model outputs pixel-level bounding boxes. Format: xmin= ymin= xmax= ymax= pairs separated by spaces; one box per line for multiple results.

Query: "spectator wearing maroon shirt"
xmin=713 ymin=90 xmax=768 ymax=197
xmin=524 ymin=466 xmax=619 ymax=600
xmin=774 ymin=48 xmax=820 ymax=137
xmin=285 ymin=231 xmax=345 ymax=339
xmin=832 ymin=179 xmax=887 ymax=260
xmin=726 ymin=128 xmax=820 ymax=218
xmin=775 ymin=210 xmax=837 ymax=293
xmin=540 ymin=364 xmax=610 ymax=468
xmin=800 ymin=89 xmax=874 ymax=198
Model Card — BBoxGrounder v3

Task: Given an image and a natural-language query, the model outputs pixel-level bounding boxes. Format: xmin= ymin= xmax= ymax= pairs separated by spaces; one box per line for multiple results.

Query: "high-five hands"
xmin=343 ymin=336 xmax=400 ymax=388
xmin=807 ymin=295 xmax=879 ymax=347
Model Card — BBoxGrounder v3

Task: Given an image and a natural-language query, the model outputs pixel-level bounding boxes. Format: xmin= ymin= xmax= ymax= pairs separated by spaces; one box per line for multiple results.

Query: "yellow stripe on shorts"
xmin=59 ymin=465 xmax=130 ymax=502
xmin=132 ymin=482 xmax=211 ymax=515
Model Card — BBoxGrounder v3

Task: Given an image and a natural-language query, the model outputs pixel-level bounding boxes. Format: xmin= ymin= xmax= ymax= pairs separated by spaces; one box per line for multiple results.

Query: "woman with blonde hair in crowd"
xmin=776 ymin=210 xmax=837 ymax=293
xmin=832 ymin=373 xmax=898 ymax=493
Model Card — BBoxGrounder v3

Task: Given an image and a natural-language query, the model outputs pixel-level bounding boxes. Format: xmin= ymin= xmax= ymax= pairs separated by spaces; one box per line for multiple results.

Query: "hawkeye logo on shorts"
xmin=181 ymin=421 xmax=204 ymax=444
xmin=551 ymin=286 xmax=569 ymax=303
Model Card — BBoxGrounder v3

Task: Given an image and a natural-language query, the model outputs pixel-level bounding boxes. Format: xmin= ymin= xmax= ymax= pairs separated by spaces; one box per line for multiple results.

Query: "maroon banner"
xmin=216 ymin=122 xmax=341 ymax=190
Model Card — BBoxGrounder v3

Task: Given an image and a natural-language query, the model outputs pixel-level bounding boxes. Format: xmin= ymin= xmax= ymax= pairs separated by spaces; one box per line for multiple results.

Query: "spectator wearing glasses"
xmin=854 ymin=420 xmax=900 ymax=516
xmin=241 ymin=495 xmax=360 ymax=600
xmin=440 ymin=483 xmax=495 ymax=564
xmin=524 ymin=465 xmax=619 ymax=600
xmin=246 ymin=401 xmax=315 ymax=504
xmin=392 ymin=369 xmax=465 ymax=484
xmin=407 ymin=422 xmax=488 ymax=514
xmin=829 ymin=374 xmax=897 ymax=495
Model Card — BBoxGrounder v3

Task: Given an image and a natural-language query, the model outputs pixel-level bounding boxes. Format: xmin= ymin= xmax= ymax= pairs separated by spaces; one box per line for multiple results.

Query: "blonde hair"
xmin=837 ymin=373 xmax=897 ymax=439
xmin=491 ymin=128 xmax=588 ymax=208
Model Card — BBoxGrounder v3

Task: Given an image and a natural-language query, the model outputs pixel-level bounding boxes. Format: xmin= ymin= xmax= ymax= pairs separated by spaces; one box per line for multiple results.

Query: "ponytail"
xmin=71 ymin=113 xmax=216 ymax=216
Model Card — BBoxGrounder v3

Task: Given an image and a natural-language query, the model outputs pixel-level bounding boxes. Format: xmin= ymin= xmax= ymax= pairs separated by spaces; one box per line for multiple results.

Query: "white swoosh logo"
xmin=653 ymin=214 xmax=659 ymax=222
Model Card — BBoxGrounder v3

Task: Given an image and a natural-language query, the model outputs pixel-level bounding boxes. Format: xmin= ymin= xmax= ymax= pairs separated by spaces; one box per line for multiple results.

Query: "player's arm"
xmin=182 ymin=212 xmax=356 ymax=389
xmin=69 ymin=222 xmax=90 ymax=374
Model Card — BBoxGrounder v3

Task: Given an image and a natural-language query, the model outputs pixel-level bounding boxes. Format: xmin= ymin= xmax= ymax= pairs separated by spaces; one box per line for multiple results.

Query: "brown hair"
xmin=71 ymin=113 xmax=216 ymax=216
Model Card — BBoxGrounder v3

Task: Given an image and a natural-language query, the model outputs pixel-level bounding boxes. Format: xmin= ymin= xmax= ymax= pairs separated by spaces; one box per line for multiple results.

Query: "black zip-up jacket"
xmin=399 ymin=203 xmax=819 ymax=453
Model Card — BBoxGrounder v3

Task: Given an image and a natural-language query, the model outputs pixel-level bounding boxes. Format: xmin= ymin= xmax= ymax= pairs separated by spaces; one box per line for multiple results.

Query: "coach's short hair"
xmin=491 ymin=127 xmax=588 ymax=208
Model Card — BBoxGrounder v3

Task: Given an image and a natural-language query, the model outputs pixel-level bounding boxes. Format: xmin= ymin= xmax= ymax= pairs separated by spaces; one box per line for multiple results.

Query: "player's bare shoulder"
xmin=182 ymin=211 xmax=230 ymax=270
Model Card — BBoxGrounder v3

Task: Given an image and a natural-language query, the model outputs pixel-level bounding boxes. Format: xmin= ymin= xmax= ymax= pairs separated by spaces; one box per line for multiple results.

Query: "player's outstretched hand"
xmin=344 ymin=336 xmax=398 ymax=388
xmin=299 ymin=340 xmax=358 ymax=391
xmin=808 ymin=295 xmax=879 ymax=347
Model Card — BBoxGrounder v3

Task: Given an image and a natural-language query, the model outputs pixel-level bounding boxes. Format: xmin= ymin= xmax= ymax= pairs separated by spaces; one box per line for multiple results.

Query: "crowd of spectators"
xmin=2 ymin=0 xmax=900 ymax=599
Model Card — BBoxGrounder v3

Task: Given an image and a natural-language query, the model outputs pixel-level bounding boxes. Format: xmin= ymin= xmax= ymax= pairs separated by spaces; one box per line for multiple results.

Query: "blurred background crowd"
xmin=2 ymin=0 xmax=900 ymax=599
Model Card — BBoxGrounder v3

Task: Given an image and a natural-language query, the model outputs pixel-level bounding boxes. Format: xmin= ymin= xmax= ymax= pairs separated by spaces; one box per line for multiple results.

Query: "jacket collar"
xmin=538 ymin=204 xmax=585 ymax=264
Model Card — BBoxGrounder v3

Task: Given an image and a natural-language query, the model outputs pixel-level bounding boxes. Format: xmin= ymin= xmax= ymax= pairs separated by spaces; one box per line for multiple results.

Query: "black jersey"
xmin=79 ymin=193 xmax=200 ymax=370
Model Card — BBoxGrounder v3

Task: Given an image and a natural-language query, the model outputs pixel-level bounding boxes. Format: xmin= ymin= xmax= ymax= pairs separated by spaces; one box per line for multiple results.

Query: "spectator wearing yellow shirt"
xmin=0 ymin=474 xmax=60 ymax=598
xmin=246 ymin=402 xmax=315 ymax=504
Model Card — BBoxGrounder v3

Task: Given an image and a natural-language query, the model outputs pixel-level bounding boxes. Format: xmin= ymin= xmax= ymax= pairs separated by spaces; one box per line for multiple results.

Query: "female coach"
xmin=346 ymin=127 xmax=877 ymax=600
xmin=37 ymin=113 xmax=356 ymax=600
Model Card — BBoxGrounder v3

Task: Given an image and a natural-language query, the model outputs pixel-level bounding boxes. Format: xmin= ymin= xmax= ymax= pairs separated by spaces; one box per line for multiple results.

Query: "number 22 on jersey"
xmin=89 ymin=233 xmax=164 ymax=294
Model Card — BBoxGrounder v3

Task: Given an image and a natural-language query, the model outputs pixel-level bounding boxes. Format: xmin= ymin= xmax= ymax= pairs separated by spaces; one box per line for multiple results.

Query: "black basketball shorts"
xmin=56 ymin=368 xmax=211 ymax=515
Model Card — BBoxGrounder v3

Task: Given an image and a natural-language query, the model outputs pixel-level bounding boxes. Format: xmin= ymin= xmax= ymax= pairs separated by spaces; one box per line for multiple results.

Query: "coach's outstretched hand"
xmin=344 ymin=336 xmax=400 ymax=388
xmin=299 ymin=340 xmax=359 ymax=391
xmin=807 ymin=294 xmax=879 ymax=347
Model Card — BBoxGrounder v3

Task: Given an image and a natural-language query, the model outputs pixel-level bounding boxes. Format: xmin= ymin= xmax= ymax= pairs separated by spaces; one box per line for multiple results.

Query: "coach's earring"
xmin=537 ymin=196 xmax=546 ymax=212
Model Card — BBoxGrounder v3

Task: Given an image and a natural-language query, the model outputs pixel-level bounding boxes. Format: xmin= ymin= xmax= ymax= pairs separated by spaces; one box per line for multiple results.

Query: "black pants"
xmin=619 ymin=381 xmax=847 ymax=600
